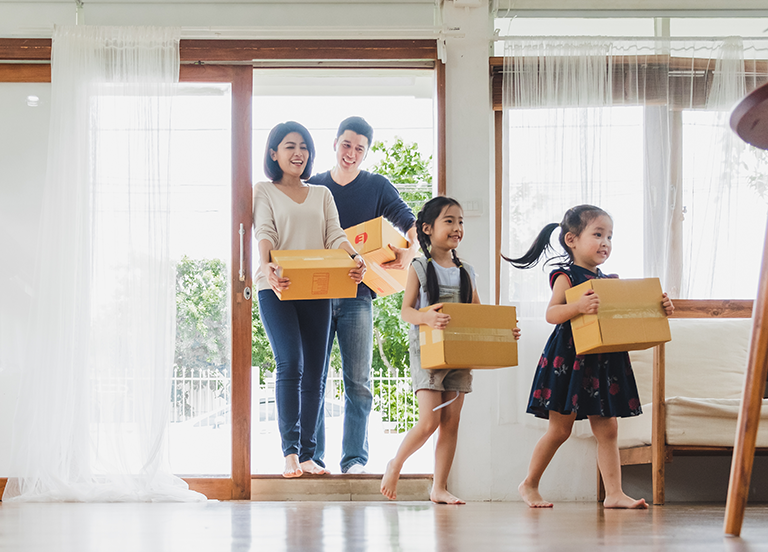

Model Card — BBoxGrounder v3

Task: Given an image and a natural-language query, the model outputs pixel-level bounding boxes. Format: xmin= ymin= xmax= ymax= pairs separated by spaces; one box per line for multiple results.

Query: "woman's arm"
xmin=400 ymin=266 xmax=449 ymax=329
xmin=257 ymin=238 xmax=290 ymax=293
xmin=338 ymin=240 xmax=366 ymax=284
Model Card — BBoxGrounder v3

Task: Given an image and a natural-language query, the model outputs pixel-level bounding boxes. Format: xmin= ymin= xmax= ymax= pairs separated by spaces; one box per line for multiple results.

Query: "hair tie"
xmin=427 ymin=257 xmax=433 ymax=263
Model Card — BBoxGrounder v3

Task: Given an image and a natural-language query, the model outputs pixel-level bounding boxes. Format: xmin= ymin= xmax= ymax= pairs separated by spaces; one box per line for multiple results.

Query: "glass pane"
xmin=251 ymin=69 xmax=435 ymax=474
xmin=167 ymin=83 xmax=233 ymax=476
xmin=0 ymin=83 xmax=51 ymax=475
xmin=682 ymin=110 xmax=768 ymax=299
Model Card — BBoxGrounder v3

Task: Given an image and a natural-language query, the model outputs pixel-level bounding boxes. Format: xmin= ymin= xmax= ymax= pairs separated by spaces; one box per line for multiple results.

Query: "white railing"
xmin=170 ymin=368 xmax=417 ymax=433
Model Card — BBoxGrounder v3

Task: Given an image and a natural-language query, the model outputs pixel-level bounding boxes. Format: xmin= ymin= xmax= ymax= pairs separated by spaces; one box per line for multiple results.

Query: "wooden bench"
xmin=598 ymin=300 xmax=768 ymax=505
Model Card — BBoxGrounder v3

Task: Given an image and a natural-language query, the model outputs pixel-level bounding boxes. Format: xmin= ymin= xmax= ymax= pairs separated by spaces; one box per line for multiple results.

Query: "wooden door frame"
xmin=0 ymin=38 xmax=444 ymax=501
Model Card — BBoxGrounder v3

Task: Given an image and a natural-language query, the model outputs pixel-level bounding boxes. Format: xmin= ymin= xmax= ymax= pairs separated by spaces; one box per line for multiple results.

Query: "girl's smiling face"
xmin=423 ymin=204 xmax=464 ymax=252
xmin=566 ymin=214 xmax=613 ymax=271
xmin=270 ymin=131 xmax=309 ymax=179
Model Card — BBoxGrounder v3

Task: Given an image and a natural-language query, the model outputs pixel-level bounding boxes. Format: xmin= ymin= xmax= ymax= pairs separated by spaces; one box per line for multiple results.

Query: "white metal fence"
xmin=170 ymin=368 xmax=417 ymax=433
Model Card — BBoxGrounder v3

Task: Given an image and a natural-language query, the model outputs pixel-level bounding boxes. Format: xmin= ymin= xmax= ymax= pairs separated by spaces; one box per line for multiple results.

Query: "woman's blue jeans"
xmin=258 ymin=289 xmax=331 ymax=462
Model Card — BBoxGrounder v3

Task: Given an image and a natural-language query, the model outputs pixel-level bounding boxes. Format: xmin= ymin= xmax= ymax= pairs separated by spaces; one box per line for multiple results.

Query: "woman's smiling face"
xmin=271 ymin=131 xmax=309 ymax=178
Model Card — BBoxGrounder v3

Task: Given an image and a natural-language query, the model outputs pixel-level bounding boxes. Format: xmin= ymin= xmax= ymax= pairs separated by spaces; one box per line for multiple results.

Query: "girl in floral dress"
xmin=504 ymin=205 xmax=674 ymax=509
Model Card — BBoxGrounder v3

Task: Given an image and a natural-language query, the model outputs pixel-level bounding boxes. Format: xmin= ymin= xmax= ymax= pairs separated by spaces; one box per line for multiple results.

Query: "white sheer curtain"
xmin=3 ymin=26 xmax=204 ymax=502
xmin=500 ymin=37 xmax=768 ymax=319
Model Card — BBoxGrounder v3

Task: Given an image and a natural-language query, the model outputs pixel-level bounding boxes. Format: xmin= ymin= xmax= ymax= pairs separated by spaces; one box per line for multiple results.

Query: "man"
xmin=309 ymin=116 xmax=419 ymax=474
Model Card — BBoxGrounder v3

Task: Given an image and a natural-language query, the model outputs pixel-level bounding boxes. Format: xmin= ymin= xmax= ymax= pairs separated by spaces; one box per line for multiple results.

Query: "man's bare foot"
xmin=430 ymin=488 xmax=465 ymax=505
xmin=283 ymin=454 xmax=303 ymax=478
xmin=518 ymin=481 xmax=553 ymax=508
xmin=380 ymin=461 xmax=400 ymax=500
xmin=603 ymin=494 xmax=648 ymax=509
xmin=299 ymin=459 xmax=330 ymax=475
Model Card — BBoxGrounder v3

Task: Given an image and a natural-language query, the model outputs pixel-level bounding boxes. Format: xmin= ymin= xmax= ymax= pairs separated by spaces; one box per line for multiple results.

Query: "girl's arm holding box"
xmin=400 ymin=265 xmax=450 ymax=330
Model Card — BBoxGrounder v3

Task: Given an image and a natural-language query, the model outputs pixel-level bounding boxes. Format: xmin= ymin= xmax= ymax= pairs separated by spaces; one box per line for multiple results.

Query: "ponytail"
xmin=502 ymin=223 xmax=562 ymax=269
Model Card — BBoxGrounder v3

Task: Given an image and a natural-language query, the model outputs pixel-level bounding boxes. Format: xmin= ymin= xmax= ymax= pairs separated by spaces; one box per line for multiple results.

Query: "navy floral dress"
xmin=526 ymin=264 xmax=643 ymax=420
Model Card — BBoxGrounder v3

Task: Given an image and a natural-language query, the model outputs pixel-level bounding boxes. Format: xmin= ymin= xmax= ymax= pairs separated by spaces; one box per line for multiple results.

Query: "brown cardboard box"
xmin=345 ymin=216 xmax=409 ymax=297
xmin=419 ymin=303 xmax=518 ymax=369
xmin=269 ymin=249 xmax=357 ymax=301
xmin=564 ymin=277 xmax=671 ymax=355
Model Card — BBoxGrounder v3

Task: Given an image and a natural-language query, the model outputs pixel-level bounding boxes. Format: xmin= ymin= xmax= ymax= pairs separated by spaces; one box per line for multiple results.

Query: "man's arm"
xmin=381 ymin=224 xmax=419 ymax=270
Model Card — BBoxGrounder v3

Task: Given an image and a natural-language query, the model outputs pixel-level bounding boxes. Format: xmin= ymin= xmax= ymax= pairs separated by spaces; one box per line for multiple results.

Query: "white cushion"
xmin=619 ymin=397 xmax=768 ymax=449
xmin=628 ymin=318 xmax=752 ymax=402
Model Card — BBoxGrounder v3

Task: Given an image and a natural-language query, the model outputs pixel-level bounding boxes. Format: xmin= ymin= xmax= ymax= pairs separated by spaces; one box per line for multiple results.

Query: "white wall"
xmin=0 ymin=1 xmax=438 ymax=38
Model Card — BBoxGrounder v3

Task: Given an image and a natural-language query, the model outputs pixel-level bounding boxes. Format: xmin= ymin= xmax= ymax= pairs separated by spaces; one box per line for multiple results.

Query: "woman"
xmin=253 ymin=121 xmax=365 ymax=478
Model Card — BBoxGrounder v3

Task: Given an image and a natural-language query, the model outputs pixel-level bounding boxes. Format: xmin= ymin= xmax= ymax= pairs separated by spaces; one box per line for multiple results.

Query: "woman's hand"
xmin=576 ymin=289 xmax=600 ymax=314
xmin=422 ymin=303 xmax=450 ymax=330
xmin=262 ymin=262 xmax=290 ymax=293
xmin=348 ymin=255 xmax=366 ymax=284
xmin=661 ymin=292 xmax=675 ymax=316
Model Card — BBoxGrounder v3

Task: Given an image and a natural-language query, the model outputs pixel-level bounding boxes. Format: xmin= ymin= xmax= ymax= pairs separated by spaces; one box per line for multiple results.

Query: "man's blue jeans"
xmin=258 ymin=290 xmax=331 ymax=462
xmin=314 ymin=296 xmax=374 ymax=472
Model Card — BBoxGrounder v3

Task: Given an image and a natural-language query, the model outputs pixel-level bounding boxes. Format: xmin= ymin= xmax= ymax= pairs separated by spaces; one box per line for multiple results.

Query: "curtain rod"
xmin=494 ymin=35 xmax=768 ymax=42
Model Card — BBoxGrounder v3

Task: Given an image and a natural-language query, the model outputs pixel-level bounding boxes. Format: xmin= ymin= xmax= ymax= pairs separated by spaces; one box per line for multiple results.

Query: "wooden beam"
xmin=183 ymin=478 xmax=233 ymax=500
xmin=494 ymin=110 xmax=503 ymax=306
xmin=670 ymin=300 xmax=753 ymax=319
xmin=0 ymin=38 xmax=51 ymax=60
xmin=0 ymin=63 xmax=50 ymax=82
xmin=619 ymin=445 xmax=653 ymax=466
xmin=652 ymin=343 xmax=667 ymax=505
xmin=230 ymin=65 xmax=253 ymax=501
xmin=0 ymin=38 xmax=437 ymax=64
xmin=436 ymin=60 xmax=446 ymax=197
xmin=180 ymin=39 xmax=437 ymax=62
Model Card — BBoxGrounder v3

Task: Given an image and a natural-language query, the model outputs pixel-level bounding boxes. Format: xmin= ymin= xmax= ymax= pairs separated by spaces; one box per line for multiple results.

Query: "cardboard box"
xmin=345 ymin=216 xmax=409 ymax=297
xmin=419 ymin=303 xmax=518 ymax=369
xmin=564 ymin=277 xmax=671 ymax=355
xmin=269 ymin=249 xmax=357 ymax=301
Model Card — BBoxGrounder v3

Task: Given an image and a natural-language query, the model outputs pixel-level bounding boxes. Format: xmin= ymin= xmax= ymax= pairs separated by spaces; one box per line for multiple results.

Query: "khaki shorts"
xmin=408 ymin=328 xmax=473 ymax=393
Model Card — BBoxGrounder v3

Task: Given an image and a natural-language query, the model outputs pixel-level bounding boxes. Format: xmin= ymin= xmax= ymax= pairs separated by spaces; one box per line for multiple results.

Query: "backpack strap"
xmin=411 ymin=256 xmax=429 ymax=292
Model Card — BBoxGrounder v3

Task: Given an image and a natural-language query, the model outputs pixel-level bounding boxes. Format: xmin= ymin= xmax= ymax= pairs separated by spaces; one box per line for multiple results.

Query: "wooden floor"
xmin=1 ymin=501 xmax=767 ymax=551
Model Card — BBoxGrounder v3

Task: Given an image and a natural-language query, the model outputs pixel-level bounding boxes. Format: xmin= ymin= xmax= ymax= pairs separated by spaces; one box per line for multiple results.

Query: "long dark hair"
xmin=263 ymin=121 xmax=316 ymax=181
xmin=416 ymin=196 xmax=474 ymax=305
xmin=503 ymin=205 xmax=610 ymax=269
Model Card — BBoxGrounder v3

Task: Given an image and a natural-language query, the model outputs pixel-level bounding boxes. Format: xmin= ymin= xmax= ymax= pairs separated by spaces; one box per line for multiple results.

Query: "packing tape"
xmin=432 ymin=327 xmax=514 ymax=344
xmin=598 ymin=306 xmax=665 ymax=319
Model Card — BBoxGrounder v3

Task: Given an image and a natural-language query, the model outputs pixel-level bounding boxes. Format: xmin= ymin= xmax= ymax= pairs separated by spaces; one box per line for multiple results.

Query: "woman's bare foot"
xmin=603 ymin=493 xmax=648 ymax=509
xmin=380 ymin=461 xmax=400 ymax=500
xmin=430 ymin=488 xmax=465 ymax=505
xmin=283 ymin=454 xmax=303 ymax=478
xmin=518 ymin=481 xmax=553 ymax=508
xmin=299 ymin=459 xmax=330 ymax=475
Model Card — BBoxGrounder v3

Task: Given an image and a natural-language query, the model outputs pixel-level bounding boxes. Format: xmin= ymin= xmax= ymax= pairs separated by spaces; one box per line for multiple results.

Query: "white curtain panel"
xmin=500 ymin=37 xmax=768 ymax=319
xmin=3 ymin=26 xmax=204 ymax=502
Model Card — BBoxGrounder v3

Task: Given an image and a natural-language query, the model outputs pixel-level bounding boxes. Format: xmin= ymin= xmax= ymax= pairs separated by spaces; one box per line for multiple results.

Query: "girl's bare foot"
xmin=283 ymin=454 xmax=303 ymax=478
xmin=430 ymin=488 xmax=465 ymax=505
xmin=380 ymin=461 xmax=400 ymax=500
xmin=518 ymin=481 xmax=553 ymax=508
xmin=603 ymin=493 xmax=648 ymax=509
xmin=299 ymin=459 xmax=330 ymax=475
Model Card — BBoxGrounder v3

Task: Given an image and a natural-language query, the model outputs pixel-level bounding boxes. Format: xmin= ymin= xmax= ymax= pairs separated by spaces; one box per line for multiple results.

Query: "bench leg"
xmin=597 ymin=464 xmax=605 ymax=503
